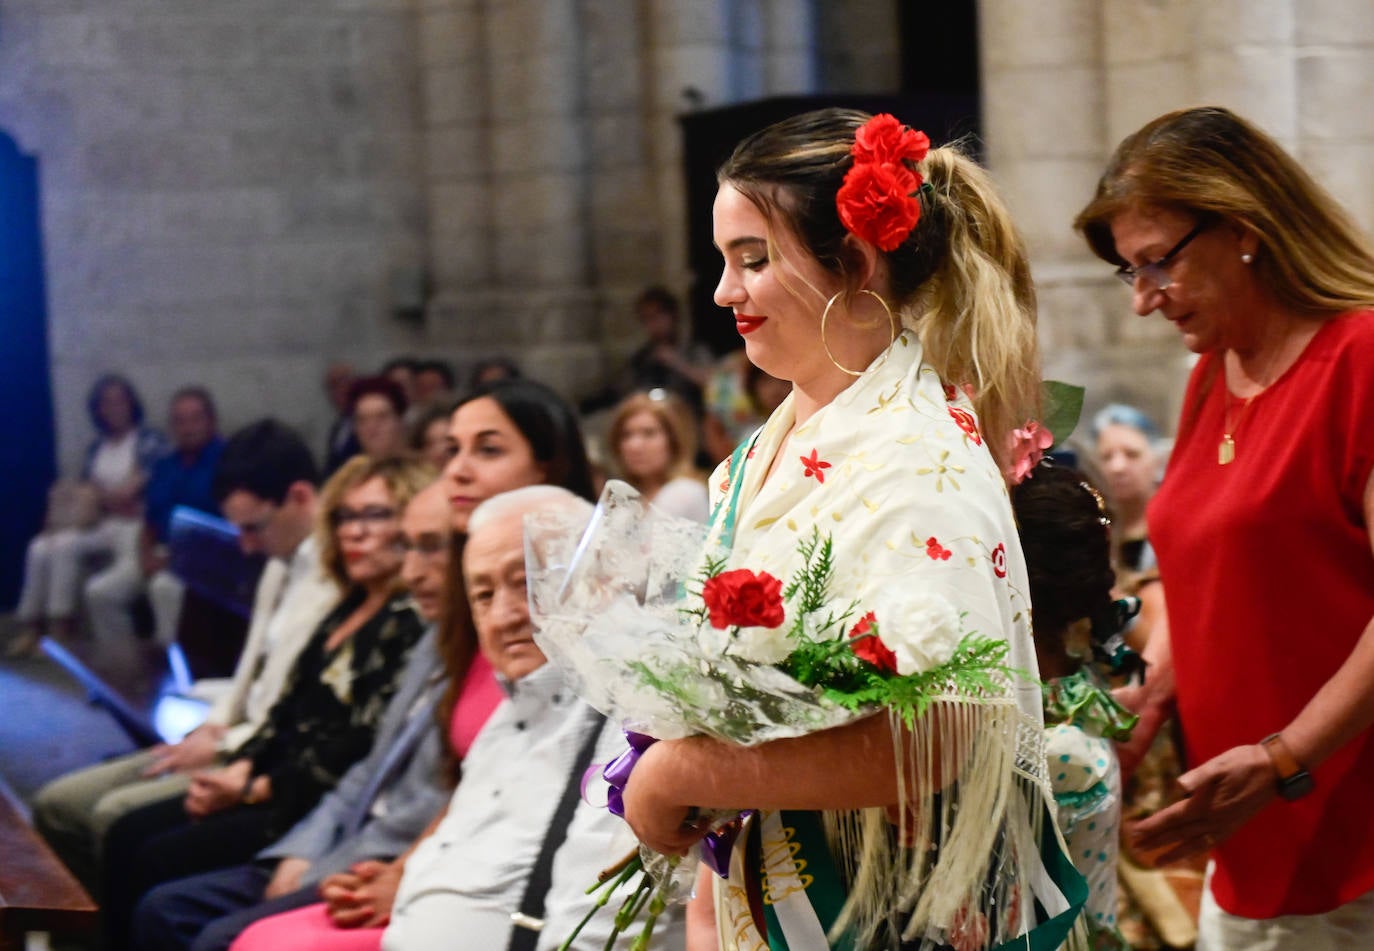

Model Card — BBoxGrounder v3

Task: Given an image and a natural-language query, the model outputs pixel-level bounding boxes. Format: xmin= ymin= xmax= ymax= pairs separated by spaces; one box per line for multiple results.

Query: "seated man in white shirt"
xmin=228 ymin=485 xmax=684 ymax=951
xmin=32 ymin=420 xmax=339 ymax=894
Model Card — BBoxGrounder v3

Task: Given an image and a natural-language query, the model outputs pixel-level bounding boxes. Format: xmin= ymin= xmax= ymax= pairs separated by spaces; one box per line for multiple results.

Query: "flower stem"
xmin=612 ymin=872 xmax=653 ymax=931
xmin=597 ymin=847 xmax=641 ymax=884
xmin=561 ymin=857 xmax=643 ymax=950
xmin=629 ymin=886 xmax=669 ymax=951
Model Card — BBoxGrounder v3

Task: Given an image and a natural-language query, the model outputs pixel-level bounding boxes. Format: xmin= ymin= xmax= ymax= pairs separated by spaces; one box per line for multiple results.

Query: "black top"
xmin=234 ymin=587 xmax=425 ymax=834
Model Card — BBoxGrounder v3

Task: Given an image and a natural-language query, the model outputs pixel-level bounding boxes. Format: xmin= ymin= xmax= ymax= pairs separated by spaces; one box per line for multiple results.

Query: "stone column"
xmin=425 ymin=0 xmax=602 ymax=396
xmin=643 ymin=0 xmax=741 ymax=310
xmin=1294 ymin=2 xmax=1374 ymax=232
xmin=419 ymin=0 xmax=493 ymax=295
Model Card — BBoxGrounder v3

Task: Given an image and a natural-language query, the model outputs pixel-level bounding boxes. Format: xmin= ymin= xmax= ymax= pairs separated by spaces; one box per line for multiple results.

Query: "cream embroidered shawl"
xmin=707 ymin=331 xmax=1059 ymax=949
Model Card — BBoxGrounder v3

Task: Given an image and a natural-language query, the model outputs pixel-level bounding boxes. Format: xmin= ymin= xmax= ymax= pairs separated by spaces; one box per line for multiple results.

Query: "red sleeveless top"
xmin=1150 ymin=311 xmax=1374 ymax=917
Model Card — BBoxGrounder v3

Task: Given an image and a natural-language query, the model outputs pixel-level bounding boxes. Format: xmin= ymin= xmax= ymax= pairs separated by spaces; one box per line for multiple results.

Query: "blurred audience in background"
xmin=10 ymin=374 xmax=168 ymax=655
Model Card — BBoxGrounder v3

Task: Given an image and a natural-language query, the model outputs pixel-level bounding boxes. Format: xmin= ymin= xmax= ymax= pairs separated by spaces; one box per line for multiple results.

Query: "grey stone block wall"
xmin=7 ymin=0 xmax=1368 ymax=480
xmin=0 ymin=1 xmax=430 ymax=470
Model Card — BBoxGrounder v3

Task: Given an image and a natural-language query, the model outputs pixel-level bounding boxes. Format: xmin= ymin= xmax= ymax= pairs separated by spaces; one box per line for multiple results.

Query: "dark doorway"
xmin=0 ymin=130 xmax=56 ymax=609
xmin=678 ymin=3 xmax=981 ymax=354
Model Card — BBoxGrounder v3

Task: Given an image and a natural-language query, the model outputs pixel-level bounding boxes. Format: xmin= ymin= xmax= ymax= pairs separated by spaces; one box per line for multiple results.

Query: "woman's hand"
xmin=185 ymin=758 xmax=254 ymax=817
xmin=321 ymin=859 xmax=403 ymax=929
xmin=143 ymin=723 xmax=226 ymax=777
xmin=1128 ymin=742 xmax=1276 ymax=865
xmin=264 ymin=857 xmax=311 ymax=900
xmin=621 ymin=741 xmax=710 ymax=857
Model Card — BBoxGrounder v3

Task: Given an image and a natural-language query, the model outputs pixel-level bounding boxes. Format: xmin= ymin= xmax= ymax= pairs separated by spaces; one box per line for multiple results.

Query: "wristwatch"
xmin=1261 ymin=733 xmax=1314 ymax=801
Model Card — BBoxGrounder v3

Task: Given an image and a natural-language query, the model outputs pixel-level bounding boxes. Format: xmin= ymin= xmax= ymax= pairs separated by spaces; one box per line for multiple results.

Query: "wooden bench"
xmin=0 ymin=781 xmax=96 ymax=950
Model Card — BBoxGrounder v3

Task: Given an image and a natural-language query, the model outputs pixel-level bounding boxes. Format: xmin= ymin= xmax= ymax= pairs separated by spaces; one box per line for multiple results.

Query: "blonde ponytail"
xmin=908 ymin=148 xmax=1041 ymax=471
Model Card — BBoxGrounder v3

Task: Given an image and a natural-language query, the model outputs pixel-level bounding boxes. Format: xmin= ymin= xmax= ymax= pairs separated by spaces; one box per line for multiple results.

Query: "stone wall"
xmin=5 ymin=0 xmax=1371 ymax=473
xmin=0 ymin=0 xmax=430 ymax=471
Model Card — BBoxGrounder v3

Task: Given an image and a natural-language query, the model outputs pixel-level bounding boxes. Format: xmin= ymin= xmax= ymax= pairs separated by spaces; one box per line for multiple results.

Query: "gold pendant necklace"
xmin=1219 ymin=389 xmax=1255 ymax=465
xmin=1216 ymin=327 xmax=1316 ymax=465
xmin=1218 ymin=434 xmax=1235 ymax=465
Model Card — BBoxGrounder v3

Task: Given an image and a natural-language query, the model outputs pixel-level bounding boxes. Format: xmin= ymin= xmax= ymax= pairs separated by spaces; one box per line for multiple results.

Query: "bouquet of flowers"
xmin=525 ymin=481 xmax=1024 ymax=948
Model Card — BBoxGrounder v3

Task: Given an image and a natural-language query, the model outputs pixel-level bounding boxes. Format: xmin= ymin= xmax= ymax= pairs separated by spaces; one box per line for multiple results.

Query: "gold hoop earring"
xmin=820 ymin=290 xmax=900 ymax=377
xmin=858 ymin=288 xmax=899 ymax=343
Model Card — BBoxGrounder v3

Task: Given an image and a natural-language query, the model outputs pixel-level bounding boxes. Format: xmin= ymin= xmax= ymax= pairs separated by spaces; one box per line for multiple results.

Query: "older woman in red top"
xmin=1075 ymin=106 xmax=1374 ymax=948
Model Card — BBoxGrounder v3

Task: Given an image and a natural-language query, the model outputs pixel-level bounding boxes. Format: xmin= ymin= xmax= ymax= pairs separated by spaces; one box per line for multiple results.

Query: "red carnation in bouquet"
xmin=848 ymin=610 xmax=898 ymax=673
xmin=702 ymin=568 xmax=785 ymax=630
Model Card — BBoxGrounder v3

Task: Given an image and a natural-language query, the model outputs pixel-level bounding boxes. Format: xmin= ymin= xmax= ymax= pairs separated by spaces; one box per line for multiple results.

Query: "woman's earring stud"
xmin=1241 ymin=253 xmax=1254 ymax=264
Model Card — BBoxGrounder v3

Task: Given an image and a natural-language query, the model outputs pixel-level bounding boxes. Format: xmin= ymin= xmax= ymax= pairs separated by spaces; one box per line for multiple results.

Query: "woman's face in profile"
xmin=442 ymin=396 xmax=546 ymax=533
xmin=617 ymin=410 xmax=672 ymax=483
xmin=1109 ymin=204 xmax=1253 ymax=356
xmin=711 ymin=184 xmax=838 ymax=385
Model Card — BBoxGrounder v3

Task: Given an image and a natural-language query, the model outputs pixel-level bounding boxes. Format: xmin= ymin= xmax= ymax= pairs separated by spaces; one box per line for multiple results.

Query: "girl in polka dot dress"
xmin=1014 ymin=463 xmax=1140 ymax=950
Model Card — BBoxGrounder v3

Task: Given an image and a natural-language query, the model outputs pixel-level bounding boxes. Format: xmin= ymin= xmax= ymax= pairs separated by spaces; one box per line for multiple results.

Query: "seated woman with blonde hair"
xmin=607 ymin=390 xmax=709 ymax=522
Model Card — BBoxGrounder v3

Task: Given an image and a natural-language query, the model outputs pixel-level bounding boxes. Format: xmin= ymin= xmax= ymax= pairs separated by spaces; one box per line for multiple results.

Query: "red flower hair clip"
xmin=836 ymin=114 xmax=931 ymax=252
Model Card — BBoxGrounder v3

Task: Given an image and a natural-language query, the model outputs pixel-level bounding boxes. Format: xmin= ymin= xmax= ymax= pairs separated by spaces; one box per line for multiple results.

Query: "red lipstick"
xmin=735 ymin=314 xmax=766 ymax=335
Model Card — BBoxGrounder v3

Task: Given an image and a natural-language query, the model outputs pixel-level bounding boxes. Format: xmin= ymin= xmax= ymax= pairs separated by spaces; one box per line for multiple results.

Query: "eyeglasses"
xmin=330 ymin=506 xmax=398 ymax=529
xmin=389 ymin=534 xmax=449 ymax=559
xmin=1114 ymin=221 xmax=1208 ymax=290
xmin=233 ymin=507 xmax=278 ymax=539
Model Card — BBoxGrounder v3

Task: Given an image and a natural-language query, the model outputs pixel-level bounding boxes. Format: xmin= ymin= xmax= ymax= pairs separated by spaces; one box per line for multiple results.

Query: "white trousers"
xmin=16 ymin=516 xmax=141 ymax=630
xmin=146 ymin=569 xmax=187 ymax=646
xmin=1198 ymin=862 xmax=1374 ymax=951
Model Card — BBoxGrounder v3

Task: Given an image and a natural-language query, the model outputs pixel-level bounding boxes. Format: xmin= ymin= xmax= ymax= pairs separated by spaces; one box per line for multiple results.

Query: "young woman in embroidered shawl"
xmin=618 ymin=109 xmax=1084 ymax=951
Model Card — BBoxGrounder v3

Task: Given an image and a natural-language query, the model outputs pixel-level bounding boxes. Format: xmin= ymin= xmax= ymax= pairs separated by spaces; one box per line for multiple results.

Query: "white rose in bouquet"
xmin=727 ymin=621 xmax=795 ymax=665
xmin=872 ymin=588 xmax=963 ymax=675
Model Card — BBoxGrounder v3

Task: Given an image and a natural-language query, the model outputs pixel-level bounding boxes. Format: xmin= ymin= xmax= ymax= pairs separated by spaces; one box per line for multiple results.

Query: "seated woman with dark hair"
xmin=347 ymin=377 xmax=410 ymax=462
xmin=99 ymin=456 xmax=435 ymax=950
xmin=10 ymin=373 xmax=167 ymax=654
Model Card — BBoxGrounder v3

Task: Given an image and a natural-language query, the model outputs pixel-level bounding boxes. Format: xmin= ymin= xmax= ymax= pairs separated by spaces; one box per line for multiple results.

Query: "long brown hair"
xmin=433 ymin=533 xmax=475 ymax=781
xmin=1074 ymin=106 xmax=1374 ymax=316
xmin=718 ymin=107 xmax=1041 ymax=470
xmin=607 ymin=391 xmax=701 ymax=486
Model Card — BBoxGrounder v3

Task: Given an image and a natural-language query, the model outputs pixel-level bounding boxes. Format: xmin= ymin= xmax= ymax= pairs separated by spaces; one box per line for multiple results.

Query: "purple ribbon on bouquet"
xmin=593 ymin=730 xmax=748 ymax=878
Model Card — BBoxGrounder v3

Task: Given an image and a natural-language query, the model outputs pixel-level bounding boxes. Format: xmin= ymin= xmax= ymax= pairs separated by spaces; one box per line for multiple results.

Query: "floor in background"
xmin=0 ymin=614 xmax=160 ymax=809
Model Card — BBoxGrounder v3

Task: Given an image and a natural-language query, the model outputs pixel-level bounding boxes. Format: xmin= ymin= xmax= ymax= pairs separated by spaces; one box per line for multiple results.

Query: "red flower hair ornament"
xmin=836 ymin=114 xmax=931 ymax=252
